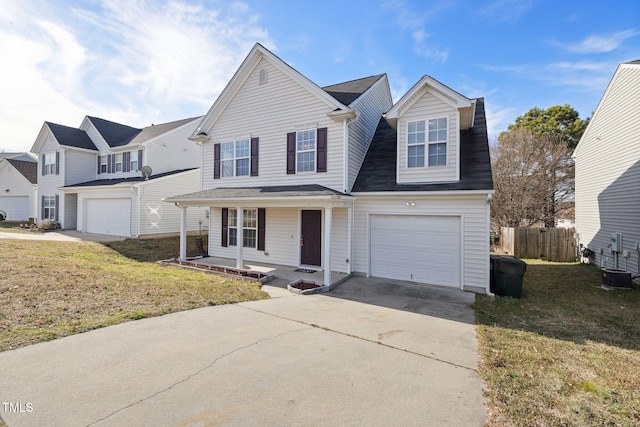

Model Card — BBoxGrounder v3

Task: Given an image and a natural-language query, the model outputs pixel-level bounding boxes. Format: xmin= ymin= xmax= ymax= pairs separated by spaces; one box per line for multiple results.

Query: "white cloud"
xmin=476 ymin=0 xmax=534 ymax=24
xmin=0 ymin=0 xmax=273 ymax=152
xmin=553 ymin=30 xmax=639 ymax=54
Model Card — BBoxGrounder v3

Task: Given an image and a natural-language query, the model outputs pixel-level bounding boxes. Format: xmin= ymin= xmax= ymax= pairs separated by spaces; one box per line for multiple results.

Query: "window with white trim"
xmin=99 ymin=155 xmax=107 ymax=173
xmin=228 ymin=208 xmax=257 ymax=248
xmin=130 ymin=153 xmax=138 ymax=172
xmin=296 ymin=129 xmax=316 ymax=172
xmin=407 ymin=118 xmax=447 ymax=167
xmin=221 ymin=139 xmax=250 ymax=177
xmin=43 ymin=195 xmax=56 ymax=220
xmin=427 ymin=117 xmax=447 ymax=166
xmin=115 ymin=153 xmax=123 ymax=172
xmin=43 ymin=152 xmax=57 ymax=175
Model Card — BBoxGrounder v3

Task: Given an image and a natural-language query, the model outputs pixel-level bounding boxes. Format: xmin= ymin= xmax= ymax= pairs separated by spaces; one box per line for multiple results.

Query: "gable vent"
xmin=259 ymin=68 xmax=268 ymax=84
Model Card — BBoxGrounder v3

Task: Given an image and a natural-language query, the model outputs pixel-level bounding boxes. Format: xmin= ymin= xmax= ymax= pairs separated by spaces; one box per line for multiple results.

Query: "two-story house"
xmin=31 ymin=116 xmax=208 ymax=237
xmin=168 ymin=43 xmax=493 ymax=293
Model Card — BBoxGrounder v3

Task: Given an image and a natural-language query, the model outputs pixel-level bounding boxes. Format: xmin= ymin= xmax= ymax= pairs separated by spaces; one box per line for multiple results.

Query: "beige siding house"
xmin=573 ymin=60 xmax=640 ymax=274
xmin=31 ymin=116 xmax=206 ymax=237
xmin=169 ymin=43 xmax=494 ymax=293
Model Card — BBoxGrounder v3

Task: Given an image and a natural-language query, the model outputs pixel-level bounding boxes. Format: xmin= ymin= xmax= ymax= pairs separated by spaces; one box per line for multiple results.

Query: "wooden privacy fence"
xmin=500 ymin=227 xmax=577 ymax=262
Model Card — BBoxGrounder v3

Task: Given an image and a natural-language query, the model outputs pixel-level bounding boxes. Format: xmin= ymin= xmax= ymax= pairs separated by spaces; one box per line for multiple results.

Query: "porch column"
xmin=347 ymin=205 xmax=353 ymax=274
xmin=179 ymin=206 xmax=187 ymax=261
xmin=236 ymin=207 xmax=244 ymax=269
xmin=324 ymin=206 xmax=333 ymax=286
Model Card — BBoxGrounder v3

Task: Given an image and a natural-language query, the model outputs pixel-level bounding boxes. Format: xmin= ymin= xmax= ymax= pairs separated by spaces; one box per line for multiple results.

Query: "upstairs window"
xmin=129 ymin=152 xmax=138 ymax=171
xmin=427 ymin=118 xmax=447 ymax=166
xmin=407 ymin=118 xmax=447 ymax=168
xmin=43 ymin=152 xmax=58 ymax=176
xmin=99 ymin=155 xmax=107 ymax=173
xmin=115 ymin=153 xmax=123 ymax=172
xmin=296 ymin=130 xmax=316 ymax=172
xmin=221 ymin=139 xmax=250 ymax=177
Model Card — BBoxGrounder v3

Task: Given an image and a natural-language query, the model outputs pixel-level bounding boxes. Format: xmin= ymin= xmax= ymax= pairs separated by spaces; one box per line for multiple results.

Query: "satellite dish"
xmin=141 ymin=165 xmax=152 ymax=180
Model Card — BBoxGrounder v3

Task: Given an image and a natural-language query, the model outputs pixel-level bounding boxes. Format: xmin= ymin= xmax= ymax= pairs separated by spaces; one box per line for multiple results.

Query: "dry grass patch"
xmin=475 ymin=260 xmax=640 ymax=426
xmin=0 ymin=238 xmax=268 ymax=352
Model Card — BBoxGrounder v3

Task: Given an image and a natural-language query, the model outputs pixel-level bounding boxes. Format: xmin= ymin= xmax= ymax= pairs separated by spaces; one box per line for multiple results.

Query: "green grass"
xmin=0 ymin=237 xmax=268 ymax=352
xmin=475 ymin=260 xmax=640 ymax=426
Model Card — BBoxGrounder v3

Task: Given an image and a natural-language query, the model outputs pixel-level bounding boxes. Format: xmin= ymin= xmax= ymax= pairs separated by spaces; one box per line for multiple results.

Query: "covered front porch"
xmin=166 ymin=185 xmax=355 ymax=289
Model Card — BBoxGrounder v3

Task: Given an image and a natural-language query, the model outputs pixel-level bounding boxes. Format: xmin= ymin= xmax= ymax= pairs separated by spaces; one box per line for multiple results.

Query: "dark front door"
xmin=301 ymin=210 xmax=322 ymax=266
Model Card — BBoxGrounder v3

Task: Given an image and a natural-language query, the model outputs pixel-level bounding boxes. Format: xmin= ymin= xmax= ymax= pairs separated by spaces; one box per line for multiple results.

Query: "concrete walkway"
xmin=0 ymin=277 xmax=486 ymax=426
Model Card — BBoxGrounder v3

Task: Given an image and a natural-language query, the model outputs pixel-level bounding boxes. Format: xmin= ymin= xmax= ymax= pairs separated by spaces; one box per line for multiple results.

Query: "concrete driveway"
xmin=0 ymin=230 xmax=125 ymax=242
xmin=0 ymin=277 xmax=485 ymax=426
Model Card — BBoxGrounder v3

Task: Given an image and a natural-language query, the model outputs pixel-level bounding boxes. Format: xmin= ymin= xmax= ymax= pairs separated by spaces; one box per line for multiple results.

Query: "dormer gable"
xmin=385 ymin=75 xmax=476 ymax=185
xmin=31 ymin=122 xmax=97 ymax=155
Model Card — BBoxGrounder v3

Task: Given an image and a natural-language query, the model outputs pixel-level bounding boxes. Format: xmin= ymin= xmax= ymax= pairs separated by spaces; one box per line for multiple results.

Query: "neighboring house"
xmin=0 ymin=152 xmax=37 ymax=162
xmin=573 ymin=60 xmax=640 ymax=273
xmin=0 ymin=155 xmax=38 ymax=221
xmin=168 ymin=43 xmax=493 ymax=293
xmin=31 ymin=116 xmax=207 ymax=237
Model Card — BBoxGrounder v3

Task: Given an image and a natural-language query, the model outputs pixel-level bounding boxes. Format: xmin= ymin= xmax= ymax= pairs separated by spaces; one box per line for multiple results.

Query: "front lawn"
xmin=0 ymin=238 xmax=268 ymax=352
xmin=475 ymin=260 xmax=640 ymax=426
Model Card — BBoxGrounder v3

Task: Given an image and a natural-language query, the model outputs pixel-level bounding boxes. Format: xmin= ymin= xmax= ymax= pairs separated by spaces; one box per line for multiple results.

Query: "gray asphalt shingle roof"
xmin=63 ymin=168 xmax=197 ymax=188
xmin=46 ymin=122 xmax=98 ymax=151
xmin=87 ymin=116 xmax=142 ymax=148
xmin=167 ymin=184 xmax=348 ymax=202
xmin=322 ymin=74 xmax=385 ymax=106
xmin=352 ymin=98 xmax=493 ymax=193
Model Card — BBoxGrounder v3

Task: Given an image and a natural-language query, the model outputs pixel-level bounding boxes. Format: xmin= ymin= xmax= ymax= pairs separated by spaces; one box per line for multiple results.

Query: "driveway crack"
xmin=239 ymin=304 xmax=478 ymax=373
xmin=86 ymin=326 xmax=310 ymax=426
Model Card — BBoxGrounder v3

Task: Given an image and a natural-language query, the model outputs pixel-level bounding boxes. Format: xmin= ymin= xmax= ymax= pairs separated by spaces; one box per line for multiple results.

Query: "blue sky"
xmin=1 ymin=0 xmax=638 ymax=152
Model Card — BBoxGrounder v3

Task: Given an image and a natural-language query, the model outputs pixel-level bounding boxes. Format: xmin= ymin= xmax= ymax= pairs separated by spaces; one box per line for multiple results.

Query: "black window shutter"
xmin=250 ymin=137 xmax=259 ymax=177
xmin=317 ymin=127 xmax=327 ymax=173
xmin=97 ymin=156 xmax=101 ymax=175
xmin=214 ymin=143 xmax=221 ymax=179
xmin=55 ymin=152 xmax=60 ymax=175
xmin=123 ymin=152 xmax=131 ymax=172
xmin=41 ymin=195 xmax=45 ymax=219
xmin=286 ymin=132 xmax=296 ymax=174
xmin=221 ymin=208 xmax=228 ymax=247
xmin=257 ymin=208 xmax=266 ymax=251
xmin=107 ymin=154 xmax=113 ymax=174
xmin=42 ymin=157 xmax=45 ymax=176
xmin=137 ymin=150 xmax=142 ymax=169
xmin=54 ymin=195 xmax=59 ymax=221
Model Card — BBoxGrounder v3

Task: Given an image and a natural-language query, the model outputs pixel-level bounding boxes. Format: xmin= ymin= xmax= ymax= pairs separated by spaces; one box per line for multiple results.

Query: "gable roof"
xmin=0 ymin=152 xmax=36 ymax=162
xmin=573 ymin=61 xmax=640 ymax=158
xmin=192 ymin=43 xmax=355 ymax=139
xmin=5 ymin=158 xmax=37 ymax=184
xmin=322 ymin=74 xmax=386 ymax=106
xmin=385 ymin=75 xmax=475 ymax=130
xmin=352 ymin=98 xmax=493 ymax=193
xmin=127 ymin=116 xmax=201 ymax=147
xmin=86 ymin=117 xmax=142 ymax=148
xmin=46 ymin=122 xmax=98 ymax=151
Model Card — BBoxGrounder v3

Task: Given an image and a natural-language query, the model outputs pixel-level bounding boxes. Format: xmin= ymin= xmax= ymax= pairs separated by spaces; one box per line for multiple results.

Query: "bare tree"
xmin=491 ymin=128 xmax=574 ymax=229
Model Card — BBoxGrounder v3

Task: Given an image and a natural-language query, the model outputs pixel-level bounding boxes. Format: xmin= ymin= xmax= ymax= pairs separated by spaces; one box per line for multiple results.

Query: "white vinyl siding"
xmin=397 ymin=90 xmax=458 ymax=183
xmin=207 ymin=206 xmax=349 ymax=272
xmin=202 ymin=57 xmax=344 ymax=192
xmin=574 ymin=64 xmax=640 ymax=274
xmin=64 ymin=149 xmax=98 ymax=185
xmin=352 ymin=194 xmax=489 ymax=291
xmin=0 ymin=160 xmax=37 ymax=220
xmin=347 ymin=76 xmax=394 ymax=192
xmin=143 ymin=119 xmax=201 ymax=175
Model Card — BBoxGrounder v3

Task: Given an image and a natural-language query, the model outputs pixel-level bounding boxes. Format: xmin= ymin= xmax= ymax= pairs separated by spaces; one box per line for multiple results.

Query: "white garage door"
xmin=370 ymin=215 xmax=460 ymax=287
xmin=85 ymin=199 xmax=131 ymax=236
xmin=0 ymin=196 xmax=29 ymax=220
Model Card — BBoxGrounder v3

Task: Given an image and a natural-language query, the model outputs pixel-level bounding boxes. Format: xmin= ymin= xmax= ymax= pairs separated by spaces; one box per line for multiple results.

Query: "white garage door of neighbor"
xmin=85 ymin=198 xmax=131 ymax=236
xmin=370 ymin=215 xmax=461 ymax=287
xmin=0 ymin=196 xmax=29 ymax=220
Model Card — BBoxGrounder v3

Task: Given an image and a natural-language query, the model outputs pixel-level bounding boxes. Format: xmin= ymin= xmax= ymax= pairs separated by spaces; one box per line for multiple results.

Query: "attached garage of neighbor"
xmin=369 ymin=214 xmax=461 ymax=288
xmin=0 ymin=196 xmax=30 ymax=221
xmin=85 ymin=198 xmax=131 ymax=236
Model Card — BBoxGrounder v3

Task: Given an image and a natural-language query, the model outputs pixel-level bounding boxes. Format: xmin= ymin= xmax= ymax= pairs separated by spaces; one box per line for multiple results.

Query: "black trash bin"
xmin=490 ymin=255 xmax=527 ymax=298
